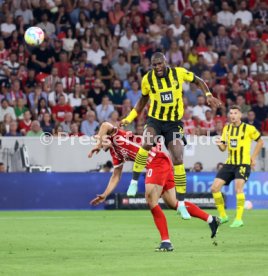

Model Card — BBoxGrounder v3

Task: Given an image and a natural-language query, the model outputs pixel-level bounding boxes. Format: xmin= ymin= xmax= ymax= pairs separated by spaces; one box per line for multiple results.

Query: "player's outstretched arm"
xmin=121 ymin=95 xmax=149 ymax=126
xmin=194 ymin=76 xmax=221 ymax=108
xmin=90 ymin=165 xmax=123 ymax=206
xmin=251 ymin=138 xmax=264 ymax=169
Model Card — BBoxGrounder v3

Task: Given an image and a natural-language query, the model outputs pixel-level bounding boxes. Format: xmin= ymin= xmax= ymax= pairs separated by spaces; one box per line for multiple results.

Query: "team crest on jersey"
xmin=172 ymin=80 xmax=178 ymax=86
xmin=230 ymin=139 xmax=237 ymax=148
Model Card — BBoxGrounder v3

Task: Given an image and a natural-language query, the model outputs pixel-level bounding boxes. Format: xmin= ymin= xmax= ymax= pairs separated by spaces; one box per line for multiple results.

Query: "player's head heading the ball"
xmin=151 ymin=52 xmax=167 ymax=78
xmin=229 ymin=105 xmax=242 ymax=123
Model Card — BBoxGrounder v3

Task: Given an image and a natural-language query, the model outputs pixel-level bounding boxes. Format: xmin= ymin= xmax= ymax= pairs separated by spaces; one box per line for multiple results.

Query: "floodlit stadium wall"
xmin=0 ymin=136 xmax=267 ymax=172
xmin=0 ymin=172 xmax=268 ymax=210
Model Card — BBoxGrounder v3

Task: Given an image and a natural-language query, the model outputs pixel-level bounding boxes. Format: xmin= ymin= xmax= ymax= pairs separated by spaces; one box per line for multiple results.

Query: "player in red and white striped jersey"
xmin=89 ymin=122 xmax=220 ymax=251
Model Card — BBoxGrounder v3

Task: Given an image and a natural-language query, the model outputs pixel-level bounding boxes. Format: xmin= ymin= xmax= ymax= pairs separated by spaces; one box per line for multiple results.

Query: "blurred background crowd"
xmin=0 ymin=0 xmax=268 ymax=138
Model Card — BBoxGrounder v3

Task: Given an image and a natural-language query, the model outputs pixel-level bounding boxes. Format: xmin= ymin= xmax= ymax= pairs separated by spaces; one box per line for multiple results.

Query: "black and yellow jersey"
xmin=141 ymin=67 xmax=195 ymax=121
xmin=221 ymin=122 xmax=261 ymax=165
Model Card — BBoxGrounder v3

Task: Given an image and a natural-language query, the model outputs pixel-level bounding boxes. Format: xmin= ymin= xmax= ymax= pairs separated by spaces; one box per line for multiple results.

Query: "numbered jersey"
xmin=141 ymin=67 xmax=195 ymax=121
xmin=221 ymin=122 xmax=261 ymax=165
xmin=109 ymin=128 xmax=165 ymax=168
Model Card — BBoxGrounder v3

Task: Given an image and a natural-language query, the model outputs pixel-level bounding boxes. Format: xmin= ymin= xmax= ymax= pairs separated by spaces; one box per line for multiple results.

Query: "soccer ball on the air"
xmin=24 ymin=27 xmax=45 ymax=46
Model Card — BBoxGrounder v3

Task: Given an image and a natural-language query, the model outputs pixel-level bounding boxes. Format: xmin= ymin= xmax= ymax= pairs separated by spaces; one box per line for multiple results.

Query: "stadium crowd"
xmin=0 ymin=0 xmax=268 ymax=138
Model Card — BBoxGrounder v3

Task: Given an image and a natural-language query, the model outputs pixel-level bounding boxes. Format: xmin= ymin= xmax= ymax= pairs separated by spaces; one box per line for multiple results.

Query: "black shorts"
xmin=216 ymin=164 xmax=251 ymax=185
xmin=145 ymin=116 xmax=186 ymax=148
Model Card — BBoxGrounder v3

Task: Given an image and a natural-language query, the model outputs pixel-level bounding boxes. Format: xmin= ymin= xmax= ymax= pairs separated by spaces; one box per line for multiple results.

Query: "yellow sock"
xmin=132 ymin=147 xmax=149 ymax=180
xmin=212 ymin=192 xmax=227 ymax=218
xmin=174 ymin=164 xmax=186 ymax=194
xmin=236 ymin=193 xmax=245 ymax=220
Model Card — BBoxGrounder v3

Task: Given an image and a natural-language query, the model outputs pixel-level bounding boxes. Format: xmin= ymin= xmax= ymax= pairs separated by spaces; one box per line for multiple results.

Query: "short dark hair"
xmin=151 ymin=52 xmax=165 ymax=62
xmin=230 ymin=105 xmax=241 ymax=111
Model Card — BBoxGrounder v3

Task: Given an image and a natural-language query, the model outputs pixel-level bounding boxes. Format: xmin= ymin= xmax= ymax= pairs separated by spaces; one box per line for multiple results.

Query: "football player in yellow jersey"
xmin=121 ymin=52 xmax=221 ymax=219
xmin=211 ymin=105 xmax=264 ymax=227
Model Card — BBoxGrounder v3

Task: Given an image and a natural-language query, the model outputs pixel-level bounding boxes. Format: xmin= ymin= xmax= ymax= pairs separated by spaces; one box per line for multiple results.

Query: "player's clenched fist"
xmin=90 ymin=194 xmax=106 ymax=206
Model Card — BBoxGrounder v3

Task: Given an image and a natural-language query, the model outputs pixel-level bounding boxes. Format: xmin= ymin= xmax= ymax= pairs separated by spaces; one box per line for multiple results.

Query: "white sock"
xmin=207 ymin=215 xmax=213 ymax=223
xmin=162 ymin=239 xmax=171 ymax=243
xmin=179 ymin=200 xmax=185 ymax=207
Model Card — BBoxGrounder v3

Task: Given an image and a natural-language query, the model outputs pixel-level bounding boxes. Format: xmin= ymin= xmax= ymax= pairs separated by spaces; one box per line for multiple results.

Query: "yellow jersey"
xmin=221 ymin=122 xmax=261 ymax=165
xmin=141 ymin=67 xmax=195 ymax=121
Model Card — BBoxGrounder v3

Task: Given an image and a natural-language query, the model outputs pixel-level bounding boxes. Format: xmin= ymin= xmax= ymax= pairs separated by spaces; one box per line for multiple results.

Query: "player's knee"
xmin=171 ymin=156 xmax=183 ymax=165
xmin=145 ymin=192 xmax=156 ymax=207
xmin=235 ymin=187 xmax=243 ymax=194
xmin=211 ymin=184 xmax=220 ymax=193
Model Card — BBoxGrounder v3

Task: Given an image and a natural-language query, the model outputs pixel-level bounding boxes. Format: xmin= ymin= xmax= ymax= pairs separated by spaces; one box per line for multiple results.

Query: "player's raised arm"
xmin=90 ymin=165 xmax=123 ymax=206
xmin=121 ymin=75 xmax=150 ymax=126
xmin=193 ymin=75 xmax=221 ymax=108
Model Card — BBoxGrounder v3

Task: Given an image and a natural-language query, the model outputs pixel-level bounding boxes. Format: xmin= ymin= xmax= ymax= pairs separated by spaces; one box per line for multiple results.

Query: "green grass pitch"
xmin=0 ymin=210 xmax=267 ymax=276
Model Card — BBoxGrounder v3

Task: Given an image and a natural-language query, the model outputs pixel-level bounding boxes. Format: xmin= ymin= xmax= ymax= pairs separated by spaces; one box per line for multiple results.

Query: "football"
xmin=24 ymin=27 xmax=45 ymax=46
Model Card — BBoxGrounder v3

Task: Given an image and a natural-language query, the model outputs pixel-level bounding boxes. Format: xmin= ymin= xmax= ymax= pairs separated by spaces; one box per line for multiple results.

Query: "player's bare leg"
xmin=162 ymin=188 xmax=220 ymax=238
xmin=145 ymin=184 xmax=173 ymax=251
xmin=127 ymin=127 xmax=156 ymax=197
xmin=230 ymin=179 xmax=246 ymax=228
xmin=167 ymin=139 xmax=191 ymax=219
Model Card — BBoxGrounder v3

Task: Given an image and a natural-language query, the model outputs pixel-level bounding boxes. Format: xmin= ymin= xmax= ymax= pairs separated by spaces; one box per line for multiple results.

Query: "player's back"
xmin=109 ymin=128 xmax=170 ymax=167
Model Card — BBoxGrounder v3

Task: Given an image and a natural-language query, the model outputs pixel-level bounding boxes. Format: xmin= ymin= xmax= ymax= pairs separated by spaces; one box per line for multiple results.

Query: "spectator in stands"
xmin=53 ymin=52 xmax=72 ymax=78
xmin=14 ymin=0 xmax=34 ymax=28
xmin=210 ymin=120 xmax=224 ymax=136
xmin=212 ymin=52 xmax=229 ymax=83
xmin=200 ymin=110 xmax=216 ymax=135
xmin=96 ymin=95 xmax=114 ymax=123
xmin=44 ymin=67 xmax=61 ymax=92
xmin=7 ymin=79 xmax=26 ymax=107
xmin=62 ymin=27 xmax=77 ymax=53
xmin=69 ymin=122 xmax=84 ymax=136
xmin=28 ymin=84 xmax=47 ymax=110
xmin=182 ymin=109 xmax=197 ymax=135
xmin=234 ymin=1 xmax=253 ymax=26
xmin=168 ymin=15 xmax=185 ymax=39
xmin=192 ymin=95 xmax=211 ymax=122
xmin=250 ymin=53 xmax=268 ymax=81
xmin=96 ymin=56 xmax=114 ymax=90
xmin=81 ymin=110 xmax=99 ymax=137
xmin=0 ymin=162 xmax=6 ymax=173
xmin=55 ymin=4 xmax=72 ymax=34
xmin=87 ymin=78 xmax=107 ymax=106
xmin=29 ymin=40 xmax=53 ymax=74
xmin=0 ymin=15 xmax=16 ymax=41
xmin=40 ymin=112 xmax=55 ymax=135
xmin=216 ymin=162 xmax=224 ymax=172
xmin=36 ymin=97 xmax=51 ymax=121
xmin=48 ymin=82 xmax=68 ymax=107
xmin=62 ymin=67 xmax=80 ymax=93
xmin=108 ymin=79 xmax=126 ymax=111
xmin=216 ymin=1 xmax=234 ymax=28
xmin=36 ymin=11 xmax=56 ymax=37
xmin=119 ymin=24 xmax=137 ymax=52
xmin=184 ymin=83 xmax=203 ymax=107
xmin=0 ymin=113 xmax=13 ymax=136
xmin=112 ymin=54 xmax=131 ymax=82
xmin=86 ymin=40 xmax=105 ymax=66
xmin=60 ymin=112 xmax=73 ymax=134
xmin=14 ymin=98 xmax=28 ymax=120
xmin=68 ymin=83 xmax=84 ymax=108
xmin=4 ymin=120 xmax=20 ymax=136
xmin=126 ymin=80 xmax=141 ymax=108
xmin=3 ymin=52 xmax=19 ymax=76
xmin=0 ymin=98 xmax=16 ymax=122
xmin=26 ymin=120 xmax=44 ymax=137
xmin=191 ymin=54 xmax=209 ymax=77
xmin=191 ymin=162 xmax=203 ymax=172
xmin=212 ymin=26 xmax=231 ymax=53
xmin=244 ymin=110 xmax=261 ymax=131
xmin=166 ymin=40 xmax=183 ymax=66
xmin=236 ymin=94 xmax=251 ymax=119
xmin=108 ymin=110 xmax=119 ymax=127
xmin=52 ymin=95 xmax=73 ymax=123
xmin=18 ymin=110 xmax=32 ymax=135
xmin=252 ymin=94 xmax=268 ymax=122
